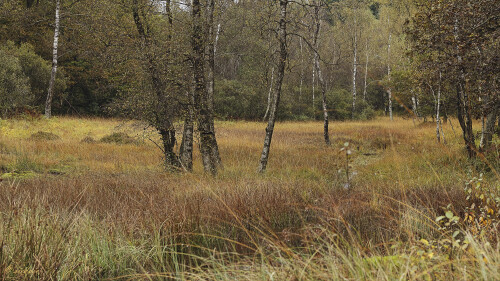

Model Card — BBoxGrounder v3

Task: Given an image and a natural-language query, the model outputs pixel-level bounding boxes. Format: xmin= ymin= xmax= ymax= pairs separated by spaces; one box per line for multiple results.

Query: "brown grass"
xmin=0 ymin=117 xmax=498 ymax=279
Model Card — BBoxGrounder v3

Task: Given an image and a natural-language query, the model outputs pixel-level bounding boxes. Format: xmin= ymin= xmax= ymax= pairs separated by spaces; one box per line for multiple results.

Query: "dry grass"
xmin=0 ymin=116 xmax=498 ymax=280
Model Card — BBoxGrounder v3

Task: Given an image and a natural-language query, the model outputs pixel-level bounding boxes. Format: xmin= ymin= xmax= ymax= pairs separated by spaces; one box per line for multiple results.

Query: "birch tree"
xmin=351 ymin=15 xmax=358 ymax=117
xmin=131 ymin=0 xmax=182 ymax=169
xmin=44 ymin=0 xmax=61 ymax=118
xmin=258 ymin=0 xmax=288 ymax=173
xmin=386 ymin=14 xmax=393 ymax=121
xmin=192 ymin=0 xmax=221 ymax=174
xmin=311 ymin=0 xmax=330 ymax=145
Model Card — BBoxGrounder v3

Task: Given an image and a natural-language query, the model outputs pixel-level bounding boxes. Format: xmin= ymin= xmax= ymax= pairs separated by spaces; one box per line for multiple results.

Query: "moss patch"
xmin=99 ymin=132 xmax=138 ymax=145
xmin=81 ymin=136 xmax=96 ymax=143
xmin=29 ymin=131 xmax=61 ymax=141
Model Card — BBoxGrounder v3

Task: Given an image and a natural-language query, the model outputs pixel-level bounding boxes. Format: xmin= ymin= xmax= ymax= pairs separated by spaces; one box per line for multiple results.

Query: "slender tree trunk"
xmin=481 ymin=100 xmax=499 ymax=150
xmin=258 ymin=0 xmax=287 ymax=173
xmin=299 ymin=36 xmax=304 ymax=99
xmin=312 ymin=1 xmax=330 ymax=145
xmin=45 ymin=0 xmax=60 ymax=119
xmin=205 ymin=0 xmax=222 ymax=168
xmin=436 ymin=71 xmax=442 ymax=143
xmin=180 ymin=88 xmax=194 ymax=171
xmin=351 ymin=17 xmax=358 ymax=118
xmin=263 ymin=67 xmax=274 ymax=121
xmin=363 ymin=37 xmax=369 ymax=101
xmin=193 ymin=0 xmax=220 ymax=174
xmin=387 ymin=16 xmax=393 ymax=121
xmin=454 ymin=17 xmax=475 ymax=158
xmin=133 ymin=1 xmax=180 ymax=169
xmin=412 ymin=95 xmax=418 ymax=118
xmin=312 ymin=56 xmax=315 ymax=115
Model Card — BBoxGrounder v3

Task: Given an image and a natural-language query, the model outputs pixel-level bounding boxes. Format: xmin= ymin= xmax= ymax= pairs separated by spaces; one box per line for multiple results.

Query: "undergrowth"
xmin=0 ymin=117 xmax=498 ymax=280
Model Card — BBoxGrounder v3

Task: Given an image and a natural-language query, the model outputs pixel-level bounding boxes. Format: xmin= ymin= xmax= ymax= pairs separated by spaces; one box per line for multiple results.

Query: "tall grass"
xmin=0 ymin=117 xmax=498 ymax=280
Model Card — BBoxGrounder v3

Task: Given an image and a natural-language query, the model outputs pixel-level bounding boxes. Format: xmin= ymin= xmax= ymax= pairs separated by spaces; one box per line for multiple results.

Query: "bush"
xmin=215 ymin=79 xmax=264 ymax=120
xmin=0 ymin=48 xmax=32 ymax=117
xmin=99 ymin=132 xmax=137 ymax=145
xmin=0 ymin=41 xmax=67 ymax=116
xmin=354 ymin=99 xmax=376 ymax=120
xmin=326 ymin=89 xmax=376 ymax=121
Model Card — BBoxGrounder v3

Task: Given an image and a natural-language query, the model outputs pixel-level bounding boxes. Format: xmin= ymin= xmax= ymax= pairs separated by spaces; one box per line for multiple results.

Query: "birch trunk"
xmin=45 ymin=0 xmax=60 ymax=119
xmin=387 ymin=16 xmax=393 ymax=121
xmin=299 ymin=36 xmax=304 ymax=98
xmin=258 ymin=0 xmax=287 ymax=173
xmin=133 ymin=2 xmax=180 ymax=169
xmin=312 ymin=2 xmax=330 ymax=145
xmin=412 ymin=95 xmax=418 ymax=118
xmin=263 ymin=67 xmax=274 ymax=121
xmin=351 ymin=17 xmax=358 ymax=118
xmin=206 ymin=0 xmax=222 ymax=168
xmin=193 ymin=0 xmax=220 ymax=174
xmin=180 ymin=87 xmax=194 ymax=171
xmin=436 ymin=71 xmax=442 ymax=143
xmin=312 ymin=57 xmax=315 ymax=113
xmin=363 ymin=37 xmax=369 ymax=101
xmin=481 ymin=101 xmax=499 ymax=150
xmin=454 ymin=17 xmax=475 ymax=158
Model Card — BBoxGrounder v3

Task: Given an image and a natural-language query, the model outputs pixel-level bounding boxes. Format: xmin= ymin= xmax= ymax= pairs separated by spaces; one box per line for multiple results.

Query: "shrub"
xmin=214 ymin=79 xmax=263 ymax=120
xmin=99 ymin=132 xmax=137 ymax=145
xmin=0 ymin=48 xmax=32 ymax=117
xmin=0 ymin=41 xmax=67 ymax=115
xmin=326 ymin=89 xmax=375 ymax=121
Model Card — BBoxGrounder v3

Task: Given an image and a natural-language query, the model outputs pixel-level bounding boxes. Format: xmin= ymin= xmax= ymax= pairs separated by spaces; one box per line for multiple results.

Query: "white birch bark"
xmin=45 ymin=0 xmax=61 ymax=119
xmin=312 ymin=57 xmax=315 ymax=112
xmin=299 ymin=36 xmax=304 ymax=97
xmin=363 ymin=37 xmax=369 ymax=101
xmin=312 ymin=1 xmax=330 ymax=145
xmin=263 ymin=67 xmax=274 ymax=121
xmin=387 ymin=15 xmax=393 ymax=121
xmin=436 ymin=71 xmax=442 ymax=143
xmin=258 ymin=0 xmax=287 ymax=173
xmin=351 ymin=17 xmax=358 ymax=118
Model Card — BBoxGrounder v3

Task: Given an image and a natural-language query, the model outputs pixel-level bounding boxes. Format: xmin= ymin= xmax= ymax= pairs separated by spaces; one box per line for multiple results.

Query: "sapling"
xmin=340 ymin=142 xmax=353 ymax=189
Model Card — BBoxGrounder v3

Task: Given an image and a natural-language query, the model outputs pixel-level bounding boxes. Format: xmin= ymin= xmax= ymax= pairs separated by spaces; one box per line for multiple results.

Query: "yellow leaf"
xmin=420 ymin=239 xmax=429 ymax=246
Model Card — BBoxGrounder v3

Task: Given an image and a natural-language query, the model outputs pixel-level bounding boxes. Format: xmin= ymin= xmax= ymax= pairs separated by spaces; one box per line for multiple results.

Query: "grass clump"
xmin=28 ymin=131 xmax=60 ymax=141
xmin=81 ymin=136 xmax=96 ymax=143
xmin=99 ymin=132 xmax=138 ymax=145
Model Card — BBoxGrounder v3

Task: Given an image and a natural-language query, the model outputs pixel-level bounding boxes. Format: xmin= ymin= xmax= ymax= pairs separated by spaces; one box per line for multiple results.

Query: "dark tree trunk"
xmin=133 ymin=1 xmax=180 ymax=169
xmin=258 ymin=0 xmax=288 ymax=173
xmin=192 ymin=0 xmax=220 ymax=175
xmin=159 ymin=127 xmax=179 ymax=169
xmin=482 ymin=101 xmax=499 ymax=150
xmin=456 ymin=83 xmax=476 ymax=158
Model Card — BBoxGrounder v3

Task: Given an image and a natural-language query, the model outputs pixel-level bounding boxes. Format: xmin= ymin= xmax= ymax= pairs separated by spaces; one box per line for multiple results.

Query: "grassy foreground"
xmin=0 ymin=117 xmax=498 ymax=280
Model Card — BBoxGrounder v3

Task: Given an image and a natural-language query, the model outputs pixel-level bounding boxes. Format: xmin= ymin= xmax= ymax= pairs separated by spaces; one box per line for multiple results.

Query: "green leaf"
xmin=445 ymin=211 xmax=453 ymax=219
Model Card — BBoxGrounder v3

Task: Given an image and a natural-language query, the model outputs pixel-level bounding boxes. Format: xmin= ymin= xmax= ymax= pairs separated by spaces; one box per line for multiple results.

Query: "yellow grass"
xmin=0 ymin=116 xmax=498 ymax=280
